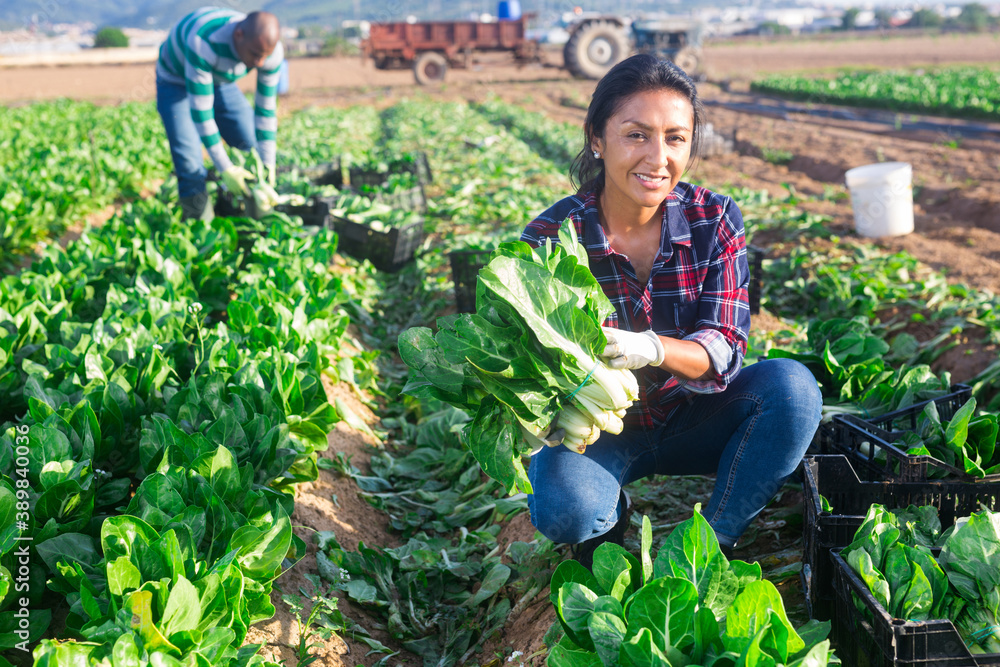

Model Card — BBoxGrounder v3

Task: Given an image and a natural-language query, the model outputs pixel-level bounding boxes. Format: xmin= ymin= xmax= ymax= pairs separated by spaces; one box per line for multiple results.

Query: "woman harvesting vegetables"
xmin=520 ymin=54 xmax=822 ymax=566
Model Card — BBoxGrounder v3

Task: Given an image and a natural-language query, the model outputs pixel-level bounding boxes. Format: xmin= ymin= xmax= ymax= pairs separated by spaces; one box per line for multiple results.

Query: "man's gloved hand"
xmin=221 ymin=165 xmax=254 ymax=196
xmin=601 ymin=327 xmax=665 ymax=370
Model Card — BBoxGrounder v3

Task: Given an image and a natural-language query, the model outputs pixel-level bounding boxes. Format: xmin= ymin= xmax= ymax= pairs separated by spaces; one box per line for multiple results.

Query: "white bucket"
xmin=844 ymin=161 xmax=914 ymax=238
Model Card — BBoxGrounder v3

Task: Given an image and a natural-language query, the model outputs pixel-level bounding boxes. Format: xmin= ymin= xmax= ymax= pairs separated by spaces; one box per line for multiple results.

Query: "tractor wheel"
xmin=563 ymin=20 xmax=630 ymax=80
xmin=672 ymin=46 xmax=702 ymax=77
xmin=414 ymin=51 xmax=448 ymax=85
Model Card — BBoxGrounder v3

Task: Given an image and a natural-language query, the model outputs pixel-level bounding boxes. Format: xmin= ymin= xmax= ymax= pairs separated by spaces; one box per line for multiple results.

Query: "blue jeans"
xmin=155 ymin=78 xmax=257 ymax=198
xmin=527 ymin=358 xmax=821 ymax=548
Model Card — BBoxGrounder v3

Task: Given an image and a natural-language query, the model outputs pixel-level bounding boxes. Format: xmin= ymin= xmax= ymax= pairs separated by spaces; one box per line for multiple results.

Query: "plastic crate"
xmin=331 ymin=216 xmax=424 ymax=272
xmin=826 ymin=384 xmax=983 ymax=482
xmin=214 ymin=189 xmax=248 ymax=218
xmin=809 ymin=421 xmax=835 ymax=456
xmin=348 ymin=152 xmax=433 ymax=189
xmin=277 ymin=158 xmax=344 ymax=186
xmin=831 ymin=547 xmax=1000 ymax=667
xmin=449 ymin=249 xmax=493 ymax=313
xmin=748 ymin=244 xmax=766 ymax=315
xmin=800 ymin=454 xmax=1000 ymax=623
xmin=275 ymin=197 xmax=333 ymax=227
xmin=371 ymin=185 xmax=428 ymax=213
xmin=413 ymin=152 xmax=433 ymax=185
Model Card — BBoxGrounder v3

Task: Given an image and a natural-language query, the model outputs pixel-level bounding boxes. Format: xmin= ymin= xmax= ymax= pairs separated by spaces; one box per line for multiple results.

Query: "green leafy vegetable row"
xmin=0 ymin=101 xmax=171 ymax=267
xmin=1 ymin=197 xmax=358 ymax=665
xmin=751 ymin=67 xmax=1000 ymax=121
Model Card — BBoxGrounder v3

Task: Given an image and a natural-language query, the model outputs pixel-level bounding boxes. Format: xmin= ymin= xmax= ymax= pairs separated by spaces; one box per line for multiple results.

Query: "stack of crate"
xmin=800 ymin=383 xmax=1000 ymax=667
xmin=221 ymin=152 xmax=433 ymax=272
xmin=330 ymin=153 xmax=431 ymax=272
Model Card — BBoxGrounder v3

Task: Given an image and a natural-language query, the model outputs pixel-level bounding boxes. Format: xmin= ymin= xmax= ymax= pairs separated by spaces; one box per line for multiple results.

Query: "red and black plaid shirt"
xmin=521 ymin=183 xmax=750 ymax=430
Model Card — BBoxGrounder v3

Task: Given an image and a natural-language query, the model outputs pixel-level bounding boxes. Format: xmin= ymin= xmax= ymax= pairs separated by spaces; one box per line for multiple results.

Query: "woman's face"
xmin=593 ymin=88 xmax=694 ymax=215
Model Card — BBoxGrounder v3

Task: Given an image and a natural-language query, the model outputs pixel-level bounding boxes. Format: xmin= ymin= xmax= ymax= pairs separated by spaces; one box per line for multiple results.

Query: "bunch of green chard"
xmin=398 ymin=220 xmax=638 ymax=494
xmin=898 ymin=397 xmax=1000 ymax=478
xmin=843 ymin=503 xmax=1000 ymax=654
xmin=938 ymin=510 xmax=1000 ymax=653
xmin=547 ymin=509 xmax=834 ymax=666
xmin=841 ymin=504 xmax=951 ymax=622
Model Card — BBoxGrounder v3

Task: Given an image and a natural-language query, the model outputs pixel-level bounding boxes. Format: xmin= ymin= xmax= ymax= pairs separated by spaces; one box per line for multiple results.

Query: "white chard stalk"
xmin=556 ymin=361 xmax=638 ymax=454
xmin=518 ymin=345 xmax=639 ymax=456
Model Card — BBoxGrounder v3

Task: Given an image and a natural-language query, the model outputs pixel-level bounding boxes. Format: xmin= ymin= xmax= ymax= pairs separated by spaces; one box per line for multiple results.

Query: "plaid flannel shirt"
xmin=520 ymin=183 xmax=751 ymax=430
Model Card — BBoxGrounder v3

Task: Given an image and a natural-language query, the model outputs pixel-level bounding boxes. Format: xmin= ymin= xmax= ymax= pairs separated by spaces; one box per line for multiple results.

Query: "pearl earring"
xmin=593 ymin=150 xmax=601 ymax=159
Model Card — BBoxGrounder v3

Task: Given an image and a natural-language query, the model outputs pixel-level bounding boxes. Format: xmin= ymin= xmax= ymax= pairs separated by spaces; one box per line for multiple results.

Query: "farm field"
xmin=4 ymin=30 xmax=1000 ymax=667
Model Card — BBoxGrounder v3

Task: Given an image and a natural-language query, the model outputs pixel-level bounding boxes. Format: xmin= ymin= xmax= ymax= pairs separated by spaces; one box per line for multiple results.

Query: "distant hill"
xmin=3 ymin=0 xmax=687 ymax=30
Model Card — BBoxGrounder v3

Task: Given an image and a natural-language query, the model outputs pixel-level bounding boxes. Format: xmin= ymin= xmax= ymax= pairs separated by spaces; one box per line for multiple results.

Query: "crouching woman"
xmin=520 ymin=54 xmax=821 ymax=567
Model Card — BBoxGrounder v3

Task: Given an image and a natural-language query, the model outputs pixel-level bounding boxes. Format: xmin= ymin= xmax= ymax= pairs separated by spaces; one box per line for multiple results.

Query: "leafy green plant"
xmin=761 ymin=147 xmax=794 ymax=165
xmin=281 ymin=575 xmax=347 ymax=667
xmin=768 ymin=316 xmax=954 ymax=420
xmin=546 ymin=509 xmax=834 ymax=666
xmin=0 ymin=192 xmax=351 ymax=664
xmin=897 ymin=397 xmax=1000 ymax=477
xmin=842 ymin=503 xmax=1000 ymax=654
xmin=0 ymin=101 xmax=171 ymax=266
xmin=398 ymin=220 xmax=639 ymax=493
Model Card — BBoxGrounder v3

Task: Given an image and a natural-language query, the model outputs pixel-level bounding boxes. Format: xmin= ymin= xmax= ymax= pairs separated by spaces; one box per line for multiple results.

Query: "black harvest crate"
xmin=832 ymin=547 xmax=1000 ymax=667
xmin=800 ymin=454 xmax=1000 ymax=623
xmin=331 ymin=216 xmax=424 ymax=273
xmin=825 ymin=384 xmax=983 ymax=482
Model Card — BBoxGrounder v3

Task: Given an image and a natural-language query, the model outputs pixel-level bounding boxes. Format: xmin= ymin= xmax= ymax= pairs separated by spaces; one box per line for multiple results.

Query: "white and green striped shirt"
xmin=156 ymin=7 xmax=283 ymax=171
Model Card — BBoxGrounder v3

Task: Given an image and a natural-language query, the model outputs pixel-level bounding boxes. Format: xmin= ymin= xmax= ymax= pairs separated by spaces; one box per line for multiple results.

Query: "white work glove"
xmin=601 ymin=327 xmax=665 ymax=370
xmin=221 ymin=165 xmax=254 ymax=196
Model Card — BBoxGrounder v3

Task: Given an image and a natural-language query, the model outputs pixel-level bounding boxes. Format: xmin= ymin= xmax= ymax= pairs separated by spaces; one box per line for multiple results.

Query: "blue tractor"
xmin=561 ymin=14 xmax=704 ymax=80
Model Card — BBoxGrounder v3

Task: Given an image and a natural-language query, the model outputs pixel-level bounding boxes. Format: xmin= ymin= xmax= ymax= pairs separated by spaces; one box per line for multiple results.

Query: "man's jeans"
xmin=527 ymin=358 xmax=822 ymax=548
xmin=156 ymin=78 xmax=257 ymax=198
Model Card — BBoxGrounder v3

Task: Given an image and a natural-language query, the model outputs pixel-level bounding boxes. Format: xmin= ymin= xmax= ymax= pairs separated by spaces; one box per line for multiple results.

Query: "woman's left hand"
xmin=601 ymin=327 xmax=665 ymax=370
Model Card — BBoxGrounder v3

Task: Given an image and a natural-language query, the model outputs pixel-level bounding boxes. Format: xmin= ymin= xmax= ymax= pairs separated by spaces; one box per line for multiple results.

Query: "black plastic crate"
xmin=800 ymin=454 xmax=1000 ymax=623
xmin=277 ymin=158 xmax=344 ymax=186
xmin=831 ymin=547 xmax=1000 ymax=667
xmin=331 ymin=216 xmax=424 ymax=273
xmin=215 ymin=188 xmax=248 ymax=218
xmin=748 ymin=244 xmax=766 ymax=315
xmin=275 ymin=197 xmax=334 ymax=227
xmin=449 ymin=249 xmax=494 ymax=313
xmin=370 ymin=185 xmax=428 ymax=213
xmin=825 ymin=384 xmax=984 ymax=482
xmin=349 ymin=152 xmax=433 ymax=189
xmin=809 ymin=421 xmax=835 ymax=456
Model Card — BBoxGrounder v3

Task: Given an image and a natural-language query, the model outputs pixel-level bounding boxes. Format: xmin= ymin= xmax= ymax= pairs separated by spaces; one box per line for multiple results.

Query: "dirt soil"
xmin=9 ymin=31 xmax=1000 ymax=666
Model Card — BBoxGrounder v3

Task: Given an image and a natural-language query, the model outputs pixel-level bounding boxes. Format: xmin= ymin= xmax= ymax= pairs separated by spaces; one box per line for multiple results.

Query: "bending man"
xmin=156 ymin=8 xmax=283 ymax=219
